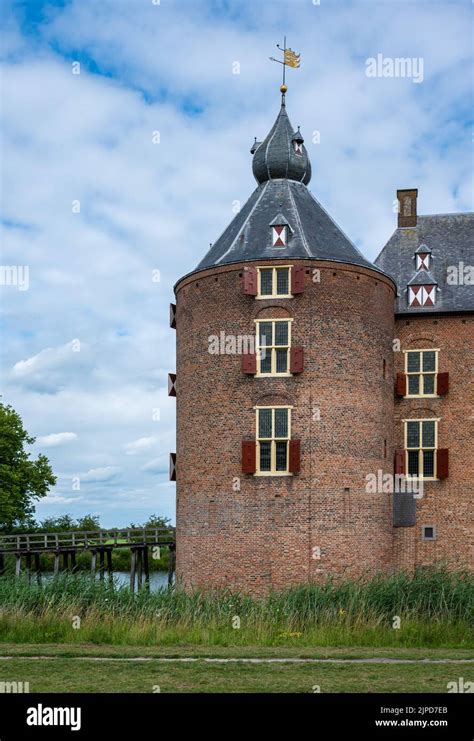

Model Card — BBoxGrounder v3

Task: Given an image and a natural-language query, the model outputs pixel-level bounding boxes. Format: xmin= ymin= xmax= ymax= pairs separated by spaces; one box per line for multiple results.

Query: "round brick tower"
xmin=173 ymin=90 xmax=397 ymax=593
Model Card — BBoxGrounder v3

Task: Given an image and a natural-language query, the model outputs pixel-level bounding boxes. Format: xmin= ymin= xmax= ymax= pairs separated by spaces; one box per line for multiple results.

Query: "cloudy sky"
xmin=1 ymin=0 xmax=472 ymax=527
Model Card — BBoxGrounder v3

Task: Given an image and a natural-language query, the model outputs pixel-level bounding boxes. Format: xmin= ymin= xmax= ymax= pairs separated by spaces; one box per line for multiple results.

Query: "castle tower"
xmin=171 ymin=89 xmax=397 ymax=593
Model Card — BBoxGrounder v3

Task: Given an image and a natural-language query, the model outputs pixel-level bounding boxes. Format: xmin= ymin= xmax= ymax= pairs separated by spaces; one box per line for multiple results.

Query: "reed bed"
xmin=0 ymin=568 xmax=472 ymax=648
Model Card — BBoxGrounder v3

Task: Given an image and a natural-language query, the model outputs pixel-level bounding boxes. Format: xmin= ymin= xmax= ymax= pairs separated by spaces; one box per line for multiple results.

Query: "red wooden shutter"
xmin=242 ymin=352 xmax=257 ymax=375
xmin=289 ymin=440 xmax=301 ymax=473
xmin=394 ymin=449 xmax=406 ymax=475
xmin=290 ymin=346 xmax=304 ymax=374
xmin=243 ymin=267 xmax=258 ymax=295
xmin=395 ymin=373 xmax=406 ymax=397
xmin=437 ymin=449 xmax=449 ymax=479
xmin=437 ymin=372 xmax=449 ymax=396
xmin=168 ymin=373 xmax=176 ymax=397
xmin=170 ymin=303 xmax=176 ymax=329
xmin=242 ymin=441 xmax=256 ymax=473
xmin=169 ymin=453 xmax=176 ymax=481
xmin=291 ymin=266 xmax=305 ymax=295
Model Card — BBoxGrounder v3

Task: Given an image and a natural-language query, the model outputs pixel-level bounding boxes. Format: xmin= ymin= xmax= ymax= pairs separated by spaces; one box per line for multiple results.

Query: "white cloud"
xmin=124 ymin=437 xmax=158 ymax=456
xmin=81 ymin=466 xmax=121 ymax=482
xmin=142 ymin=455 xmax=168 ymax=474
xmin=41 ymin=494 xmax=84 ymax=505
xmin=36 ymin=432 xmax=78 ymax=447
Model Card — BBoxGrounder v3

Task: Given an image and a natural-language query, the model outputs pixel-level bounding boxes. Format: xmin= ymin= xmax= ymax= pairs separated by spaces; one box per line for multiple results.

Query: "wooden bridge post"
xmin=136 ymin=548 xmax=143 ymax=590
xmin=106 ymin=549 xmax=113 ymax=581
xmin=34 ymin=553 xmax=42 ymax=585
xmin=25 ymin=553 xmax=32 ymax=584
xmin=99 ymin=549 xmax=105 ymax=581
xmin=70 ymin=551 xmax=77 ymax=573
xmin=15 ymin=554 xmax=21 ymax=578
xmin=53 ymin=553 xmax=60 ymax=576
xmin=143 ymin=547 xmax=150 ymax=591
xmin=130 ymin=549 xmax=136 ymax=593
xmin=91 ymin=550 xmax=97 ymax=575
xmin=168 ymin=544 xmax=176 ymax=587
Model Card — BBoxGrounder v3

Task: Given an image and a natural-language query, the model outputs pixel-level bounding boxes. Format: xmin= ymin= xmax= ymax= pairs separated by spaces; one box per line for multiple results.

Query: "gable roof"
xmin=375 ymin=213 xmax=474 ymax=314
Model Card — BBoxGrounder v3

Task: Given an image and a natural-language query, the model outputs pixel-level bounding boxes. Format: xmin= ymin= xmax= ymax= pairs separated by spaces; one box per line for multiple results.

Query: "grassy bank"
xmin=0 ymin=654 xmax=469 ymax=693
xmin=0 ymin=568 xmax=472 ymax=648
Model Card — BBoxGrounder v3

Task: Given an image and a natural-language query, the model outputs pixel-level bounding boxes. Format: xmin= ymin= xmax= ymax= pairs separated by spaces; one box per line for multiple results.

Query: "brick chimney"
xmin=397 ymin=188 xmax=418 ymax=228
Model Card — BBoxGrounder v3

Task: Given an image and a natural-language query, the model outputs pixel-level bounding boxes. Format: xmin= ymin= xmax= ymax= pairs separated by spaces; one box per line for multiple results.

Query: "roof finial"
xmin=269 ymin=36 xmax=300 ymax=101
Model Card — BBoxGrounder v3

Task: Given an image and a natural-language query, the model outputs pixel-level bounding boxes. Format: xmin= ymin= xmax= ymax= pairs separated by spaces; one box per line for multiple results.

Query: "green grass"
xmin=0 ymin=655 xmax=469 ymax=693
xmin=0 ymin=568 xmax=472 ymax=648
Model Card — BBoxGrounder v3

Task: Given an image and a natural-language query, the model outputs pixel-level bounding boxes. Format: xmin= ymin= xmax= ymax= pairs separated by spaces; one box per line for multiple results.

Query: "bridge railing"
xmin=0 ymin=528 xmax=175 ymax=554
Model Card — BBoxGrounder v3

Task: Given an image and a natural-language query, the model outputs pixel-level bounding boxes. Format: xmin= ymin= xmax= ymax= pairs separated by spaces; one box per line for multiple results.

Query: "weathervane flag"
xmin=284 ymin=48 xmax=301 ymax=68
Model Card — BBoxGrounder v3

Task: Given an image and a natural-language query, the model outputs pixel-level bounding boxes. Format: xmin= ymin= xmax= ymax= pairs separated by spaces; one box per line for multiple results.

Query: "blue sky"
xmin=1 ymin=0 xmax=472 ymax=527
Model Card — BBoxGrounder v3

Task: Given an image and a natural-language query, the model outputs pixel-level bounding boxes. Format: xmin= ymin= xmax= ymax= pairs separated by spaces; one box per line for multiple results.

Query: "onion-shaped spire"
xmin=251 ymin=94 xmax=311 ymax=185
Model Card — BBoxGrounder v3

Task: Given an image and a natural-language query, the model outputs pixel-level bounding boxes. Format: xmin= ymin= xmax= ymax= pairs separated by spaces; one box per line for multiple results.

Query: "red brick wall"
xmin=393 ymin=315 xmax=474 ymax=572
xmin=175 ymin=259 xmax=396 ymax=593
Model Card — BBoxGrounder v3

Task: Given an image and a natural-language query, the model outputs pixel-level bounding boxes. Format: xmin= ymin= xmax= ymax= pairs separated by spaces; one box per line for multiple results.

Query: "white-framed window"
xmin=255 ymin=319 xmax=292 ymax=376
xmin=404 ymin=419 xmax=439 ymax=479
xmin=255 ymin=406 xmax=291 ymax=475
xmin=257 ymin=266 xmax=291 ymax=298
xmin=404 ymin=349 xmax=439 ymax=397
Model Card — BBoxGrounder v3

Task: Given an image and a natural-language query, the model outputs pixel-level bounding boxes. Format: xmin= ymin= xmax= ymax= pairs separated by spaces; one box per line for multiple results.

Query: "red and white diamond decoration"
xmin=408 ymin=285 xmax=436 ymax=307
xmin=272 ymin=225 xmax=287 ymax=247
xmin=293 ymin=141 xmax=303 ymax=156
xmin=416 ymin=253 xmax=430 ymax=270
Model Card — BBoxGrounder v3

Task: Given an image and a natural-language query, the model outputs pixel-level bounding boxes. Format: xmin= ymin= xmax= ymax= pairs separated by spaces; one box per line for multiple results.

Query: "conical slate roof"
xmin=196 ymin=178 xmax=376 ymax=271
xmin=181 ymin=94 xmax=391 ymax=281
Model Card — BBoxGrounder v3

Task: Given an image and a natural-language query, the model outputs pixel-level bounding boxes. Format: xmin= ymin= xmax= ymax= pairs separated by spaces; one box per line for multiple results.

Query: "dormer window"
xmin=408 ymin=284 xmax=436 ymax=307
xmin=415 ymin=244 xmax=432 ymax=270
xmin=269 ymin=213 xmax=291 ymax=248
xmin=291 ymin=127 xmax=304 ymax=157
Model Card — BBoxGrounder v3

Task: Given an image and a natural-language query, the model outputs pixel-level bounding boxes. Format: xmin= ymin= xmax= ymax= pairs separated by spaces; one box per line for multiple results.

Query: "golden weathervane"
xmin=269 ymin=36 xmax=301 ymax=93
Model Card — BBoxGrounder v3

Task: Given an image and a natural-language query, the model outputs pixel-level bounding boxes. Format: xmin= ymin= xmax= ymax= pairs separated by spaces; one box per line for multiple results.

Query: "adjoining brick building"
xmin=169 ymin=89 xmax=473 ymax=593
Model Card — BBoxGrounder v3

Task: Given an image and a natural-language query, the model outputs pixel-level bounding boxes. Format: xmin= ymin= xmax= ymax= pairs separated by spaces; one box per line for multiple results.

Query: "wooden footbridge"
xmin=0 ymin=528 xmax=176 ymax=592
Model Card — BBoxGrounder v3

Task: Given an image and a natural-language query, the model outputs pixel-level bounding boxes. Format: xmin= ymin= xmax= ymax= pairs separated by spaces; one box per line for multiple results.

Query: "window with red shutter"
xmin=290 ymin=346 xmax=304 ymax=374
xmin=288 ymin=439 xmax=301 ymax=473
xmin=242 ymin=352 xmax=257 ymax=375
xmin=394 ymin=449 xmax=406 ymax=475
xmin=395 ymin=373 xmax=406 ymax=397
xmin=437 ymin=449 xmax=449 ymax=479
xmin=242 ymin=441 xmax=256 ymax=473
xmin=437 ymin=372 xmax=449 ymax=396
xmin=243 ymin=267 xmax=258 ymax=295
xmin=291 ymin=266 xmax=305 ymax=294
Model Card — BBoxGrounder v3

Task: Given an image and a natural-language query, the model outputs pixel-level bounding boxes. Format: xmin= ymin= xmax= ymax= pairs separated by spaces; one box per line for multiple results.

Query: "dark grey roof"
xmin=268 ymin=212 xmax=291 ymax=227
xmin=415 ymin=243 xmax=431 ymax=254
xmin=408 ymin=269 xmax=437 ymax=286
xmin=375 ymin=213 xmax=474 ymax=314
xmin=292 ymin=127 xmax=304 ymax=143
xmin=252 ymin=95 xmax=311 ymax=185
xmin=195 ymin=177 xmax=381 ymax=273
